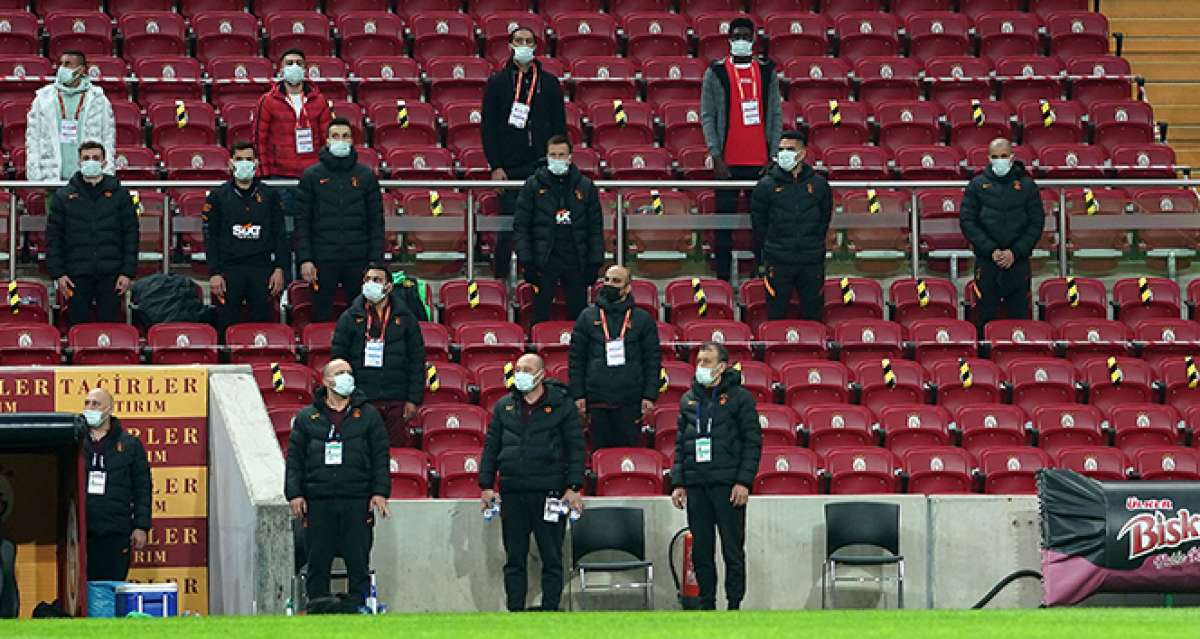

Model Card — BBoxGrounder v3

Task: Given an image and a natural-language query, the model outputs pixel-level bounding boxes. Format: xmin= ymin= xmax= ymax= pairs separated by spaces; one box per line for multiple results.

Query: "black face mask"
xmin=599 ymin=284 xmax=623 ymax=302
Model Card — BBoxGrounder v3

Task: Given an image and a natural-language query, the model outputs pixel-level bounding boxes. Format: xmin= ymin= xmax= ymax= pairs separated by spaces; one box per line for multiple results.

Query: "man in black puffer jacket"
xmin=960 ymin=138 xmax=1046 ymax=333
xmin=293 ymin=118 xmax=384 ymax=322
xmin=670 ymin=342 xmax=762 ymax=611
xmin=48 ymin=141 xmax=138 ymax=325
xmin=285 ymin=359 xmax=391 ymax=608
xmin=478 ymin=354 xmax=585 ymax=612
xmin=750 ymin=131 xmax=832 ymax=321
xmin=513 ymin=135 xmax=603 ymax=324
xmin=568 ymin=265 xmax=661 ymax=448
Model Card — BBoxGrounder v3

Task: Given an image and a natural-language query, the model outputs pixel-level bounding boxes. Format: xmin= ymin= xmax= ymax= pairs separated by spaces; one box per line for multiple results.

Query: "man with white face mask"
xmin=26 ymin=50 xmax=115 ymax=181
xmin=481 ymin=27 xmax=567 ymax=280
xmin=286 ymin=358 xmax=391 ymax=609
xmin=81 ymin=387 xmax=152 ymax=581
xmin=700 ymin=17 xmax=782 ymax=282
xmin=202 ymin=141 xmax=289 ymax=334
xmin=253 ymin=48 xmax=332 ymax=180
xmin=960 ymin=138 xmax=1046 ymax=334
xmin=330 ymin=263 xmax=426 ymax=446
xmin=479 ymin=354 xmax=585 ymax=612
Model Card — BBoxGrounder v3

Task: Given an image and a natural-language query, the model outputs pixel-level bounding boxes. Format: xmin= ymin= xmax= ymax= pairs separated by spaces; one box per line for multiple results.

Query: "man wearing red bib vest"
xmin=700 ymin=17 xmax=782 ymax=283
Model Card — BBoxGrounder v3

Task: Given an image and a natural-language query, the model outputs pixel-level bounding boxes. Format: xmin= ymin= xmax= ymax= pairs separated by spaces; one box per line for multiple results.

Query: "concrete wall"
xmin=207 ymin=366 xmax=292 ymax=615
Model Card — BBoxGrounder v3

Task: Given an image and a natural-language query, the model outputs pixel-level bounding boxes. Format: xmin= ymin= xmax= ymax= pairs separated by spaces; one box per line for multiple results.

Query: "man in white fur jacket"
xmin=25 ymin=50 xmax=116 ymax=181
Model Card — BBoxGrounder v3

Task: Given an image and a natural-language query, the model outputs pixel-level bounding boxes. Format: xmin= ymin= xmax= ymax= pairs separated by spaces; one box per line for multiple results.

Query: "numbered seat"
xmin=754 ymin=447 xmax=822 ymax=496
xmin=826 ymin=448 xmax=900 ymax=494
xmin=1032 ymin=404 xmax=1104 ymax=458
xmin=801 ymin=404 xmax=876 ymax=459
xmin=980 ymin=447 xmax=1052 ymax=494
xmin=955 ymin=404 xmax=1028 ymax=456
xmin=903 ymin=447 xmax=975 ymax=494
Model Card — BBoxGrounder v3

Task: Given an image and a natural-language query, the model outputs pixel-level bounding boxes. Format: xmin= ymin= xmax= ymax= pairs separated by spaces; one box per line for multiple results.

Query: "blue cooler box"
xmin=115 ymin=583 xmax=179 ymax=617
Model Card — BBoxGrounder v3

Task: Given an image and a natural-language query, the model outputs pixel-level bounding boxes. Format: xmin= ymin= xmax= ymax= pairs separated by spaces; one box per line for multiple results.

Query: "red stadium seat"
xmin=823 ymin=277 xmax=884 ymax=324
xmin=421 ymin=362 xmax=474 ymax=407
xmin=754 ymin=447 xmax=821 ymax=496
xmin=643 ymin=58 xmax=708 ymax=106
xmin=467 ymin=0 xmax=529 ymax=14
xmin=417 ymin=403 xmax=489 ymax=457
xmin=1111 ymin=144 xmax=1177 ymax=179
xmin=1134 ymin=447 xmax=1200 ymax=481
xmin=1068 ymin=55 xmax=1134 ymax=104
xmin=757 ymin=320 xmax=828 ymax=371
xmin=889 ymin=278 xmax=956 ymax=331
xmin=905 ymin=12 xmax=970 ymax=64
xmin=781 ymin=361 xmax=852 ymax=410
xmin=1032 ymin=404 xmax=1104 ymax=457
xmin=387 ymin=147 xmax=455 ymax=180
xmin=658 ymin=360 xmax=693 ymax=405
xmin=649 ymin=406 xmax=680 ymax=462
xmin=1079 ymin=356 xmax=1154 ymax=414
xmin=1047 ymin=11 xmax=1109 ymax=59
xmin=854 ymin=357 xmax=926 ymax=416
xmin=353 ymin=58 xmax=422 ymax=107
xmin=593 ymin=448 xmax=666 ymax=496
xmin=147 ymin=322 xmax=218 ymax=364
xmin=837 ymin=320 xmax=904 ymax=374
xmin=148 ymin=100 xmax=217 ymax=150
xmin=607 ymin=0 xmax=669 ymax=19
xmin=0 ymin=324 xmax=60 ymax=366
xmin=820 ymin=145 xmax=891 ymax=181
xmin=1018 ymin=99 xmax=1084 ymax=151
xmin=1090 ymin=100 xmax=1156 ymax=153
xmin=0 ymin=12 xmax=38 ymax=55
xmin=1055 ymin=447 xmax=1128 ymax=481
xmin=0 ymin=280 xmax=49 ymax=324
xmin=252 ymin=362 xmax=318 ymax=407
xmin=833 ymin=12 xmax=900 ymax=63
xmin=323 ymin=0 xmax=391 ymax=18
xmin=193 ymin=13 xmax=259 ymax=63
xmin=976 ymin=11 xmax=1041 ymax=62
xmin=980 ymin=447 xmax=1051 ymax=494
xmin=1031 ymin=0 xmax=1090 ymax=19
xmin=0 ymin=55 xmax=48 ymax=105
xmin=435 ymin=449 xmax=485 ymax=498
xmin=264 ymin=12 xmax=333 ymax=59
xmin=1112 ymin=277 xmax=1181 ymax=327
xmin=530 ymin=321 xmax=575 ymax=371
xmin=909 ymin=319 xmax=977 ymax=369
xmin=801 ymin=404 xmax=876 ymax=458
xmin=996 ymin=56 xmax=1064 ymax=110
xmin=1037 ymin=277 xmax=1107 ymax=329
xmin=226 ymin=323 xmax=296 ymax=365
xmin=206 ymin=57 xmax=274 ymax=109
xmin=1157 ymin=357 xmax=1200 ymax=416
xmin=164 ymin=145 xmax=228 ymax=181
xmin=480 ymin=13 xmax=546 ymax=64
xmin=540 ymin=0 xmax=599 ymax=18
xmin=903 ymin=446 xmax=975 ymax=494
xmin=732 ymin=360 xmax=779 ymax=405
xmin=955 ymin=404 xmax=1028 ymax=456
xmin=826 ymin=448 xmax=900 ymax=495
xmin=384 ymin=448 xmax=430 ymax=499
xmin=552 ymin=13 xmax=618 ymax=60
xmin=46 ymin=12 xmax=111 ymax=59
xmin=1108 ymin=404 xmax=1182 ymax=458
xmin=820 ymin=0 xmax=884 ymax=10
xmin=134 ymin=57 xmax=203 ymax=107
xmin=410 ymin=12 xmax=476 ymax=65
xmin=926 ymin=58 xmax=993 ymax=110
xmin=677 ymin=0 xmax=740 ymax=19
xmin=895 ymin=146 xmax=964 ymax=181
xmin=253 ymin=0 xmax=318 ymax=12
xmin=119 ymin=12 xmax=187 ymax=62
xmin=338 ymin=13 xmax=405 ymax=64
xmin=752 ymin=0 xmax=825 ymax=17
xmin=930 ymin=358 xmax=1002 ymax=414
xmin=945 ymin=99 xmax=1011 ymax=154
xmin=763 ymin=13 xmax=831 ymax=66
xmin=875 ymin=100 xmax=941 ymax=153
xmin=440 ymin=279 xmax=507 ymax=330
xmin=426 ymin=57 xmax=492 ymax=111
xmin=659 ymin=101 xmax=706 ymax=155
xmin=587 ymin=98 xmax=653 ymax=156
xmin=664 ymin=278 xmax=734 ymax=328
xmin=804 ymin=100 xmax=870 ymax=152
xmin=691 ymin=12 xmax=744 ymax=62
xmin=69 ymin=323 xmax=140 ymax=365
xmin=754 ymin=404 xmax=801 ymax=448
xmin=680 ymin=320 xmax=753 ymax=365
xmin=1006 ymin=357 xmax=1078 ymax=416
xmin=916 ymin=188 xmax=972 ymax=260
xmin=1134 ymin=320 xmax=1200 ymax=371
xmin=783 ymin=57 xmax=853 ymax=107
xmin=284 ymin=281 xmax=347 ymax=336
xmin=1055 ymin=319 xmax=1131 ymax=365
xmin=81 ymin=56 xmax=129 ymax=102
xmin=622 ymin=13 xmax=688 ymax=62
xmin=370 ymin=101 xmax=438 ymax=153
xmin=878 ymin=404 xmax=952 ymax=457
xmin=299 ymin=322 xmax=335 ymax=370
xmin=455 ymin=321 xmax=525 ymax=374
xmin=985 ymin=320 xmax=1055 ymax=368
xmin=410 ymin=323 xmax=449 ymax=365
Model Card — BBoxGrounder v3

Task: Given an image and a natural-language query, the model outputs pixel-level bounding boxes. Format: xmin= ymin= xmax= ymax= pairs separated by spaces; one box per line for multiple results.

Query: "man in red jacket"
xmin=253 ymin=49 xmax=332 ymax=180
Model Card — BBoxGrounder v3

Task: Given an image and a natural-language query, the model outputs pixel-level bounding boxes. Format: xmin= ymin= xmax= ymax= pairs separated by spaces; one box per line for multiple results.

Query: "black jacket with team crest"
xmin=513 ymin=164 xmax=604 ymax=274
xmin=285 ymin=387 xmax=391 ymax=500
xmin=477 ymin=380 xmax=586 ymax=493
xmin=47 ymin=173 xmax=138 ymax=279
xmin=750 ymin=163 xmax=833 ymax=267
xmin=672 ymin=371 xmax=762 ymax=489
xmin=84 ymin=417 xmax=153 ymax=536
xmin=201 ymin=178 xmax=289 ymax=275
xmin=330 ymin=290 xmax=427 ymax=405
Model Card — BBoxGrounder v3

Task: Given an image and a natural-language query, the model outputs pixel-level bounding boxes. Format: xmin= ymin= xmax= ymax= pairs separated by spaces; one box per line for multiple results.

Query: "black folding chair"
xmin=569 ymin=506 xmax=654 ymax=610
xmin=821 ymin=501 xmax=904 ymax=609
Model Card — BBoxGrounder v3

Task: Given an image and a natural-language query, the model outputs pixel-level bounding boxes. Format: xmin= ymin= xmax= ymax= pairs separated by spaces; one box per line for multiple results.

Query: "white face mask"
xmin=282 ymin=63 xmax=305 ymax=86
xmin=777 ymin=149 xmax=800 ymax=172
xmin=332 ymin=372 xmax=355 ymax=397
xmin=695 ymin=365 xmax=719 ymax=386
xmin=80 ymin=159 xmax=103 ymax=178
xmin=57 ymin=65 xmax=79 ymax=86
xmin=730 ymin=39 xmax=754 ymax=58
xmin=547 ymin=158 xmax=570 ymax=176
xmin=514 ymin=371 xmax=539 ymax=393
xmin=328 ymin=140 xmax=352 ymax=157
xmin=990 ymin=156 xmax=1013 ymax=177
xmin=232 ymin=159 xmax=256 ymax=181
xmin=362 ymin=281 xmax=387 ymax=303
xmin=83 ymin=409 xmax=105 ymax=428
xmin=512 ymin=45 xmax=535 ymax=65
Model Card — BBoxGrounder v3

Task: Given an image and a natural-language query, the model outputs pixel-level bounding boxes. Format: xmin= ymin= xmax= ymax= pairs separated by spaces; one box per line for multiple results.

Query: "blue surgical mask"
xmin=730 ymin=39 xmax=754 ymax=58
xmin=282 ymin=64 xmax=305 ymax=86
xmin=57 ymin=65 xmax=79 ymax=86
xmin=514 ymin=371 xmax=539 ymax=393
xmin=990 ymin=157 xmax=1012 ymax=177
xmin=232 ymin=159 xmax=256 ymax=181
xmin=512 ymin=45 xmax=535 ymax=65
xmin=547 ymin=158 xmax=570 ymax=176
xmin=328 ymin=140 xmax=352 ymax=158
xmin=777 ymin=150 xmax=800 ymax=172
xmin=332 ymin=372 xmax=355 ymax=397
xmin=80 ymin=159 xmax=103 ymax=178
xmin=695 ymin=365 xmax=718 ymax=386
xmin=362 ymin=281 xmax=386 ymax=303
xmin=82 ymin=409 xmax=104 ymax=428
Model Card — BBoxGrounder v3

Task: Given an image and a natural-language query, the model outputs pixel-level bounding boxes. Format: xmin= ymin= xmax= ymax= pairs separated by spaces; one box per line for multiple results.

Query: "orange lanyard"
xmin=57 ymin=91 xmax=85 ymax=120
xmin=600 ymin=309 xmax=632 ymax=342
xmin=366 ymin=303 xmax=391 ymax=341
xmin=726 ymin=58 xmax=760 ymax=104
xmin=512 ymin=65 xmax=539 ymax=107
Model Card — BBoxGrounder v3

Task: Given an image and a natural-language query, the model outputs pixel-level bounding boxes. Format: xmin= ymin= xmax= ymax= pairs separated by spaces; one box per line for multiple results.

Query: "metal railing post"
xmin=615 ymin=192 xmax=625 ymax=267
xmin=1058 ymin=188 xmax=1069 ymax=277
xmin=910 ymin=189 xmax=920 ymax=278
xmin=7 ymin=187 xmax=15 ymax=278
xmin=162 ymin=192 xmax=171 ymax=274
xmin=465 ymin=190 xmax=475 ymax=280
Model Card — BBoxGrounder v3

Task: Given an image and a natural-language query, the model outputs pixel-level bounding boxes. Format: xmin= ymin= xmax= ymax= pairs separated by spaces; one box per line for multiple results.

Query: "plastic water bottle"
xmin=285 ymin=598 xmax=294 ymax=617
xmin=483 ymin=498 xmax=501 ymax=522
xmin=568 ymin=507 xmax=581 ymax=523
xmin=366 ymin=576 xmax=379 ymax=614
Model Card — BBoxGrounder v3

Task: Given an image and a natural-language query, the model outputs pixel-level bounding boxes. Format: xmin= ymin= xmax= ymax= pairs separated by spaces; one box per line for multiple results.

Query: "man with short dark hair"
xmin=750 ymin=131 xmax=832 ymax=321
xmin=254 ymin=48 xmax=332 ymax=180
xmin=700 ymin=16 xmax=782 ymax=282
xmin=47 ymin=141 xmax=137 ymax=324
xmin=294 ymin=118 xmax=384 ymax=322
xmin=26 ymin=50 xmax=116 ymax=181
xmin=513 ymin=135 xmax=602 ymax=324
xmin=203 ymin=141 xmax=288 ymax=334
xmin=481 ymin=26 xmax=567 ymax=280
xmin=670 ymin=342 xmax=762 ymax=611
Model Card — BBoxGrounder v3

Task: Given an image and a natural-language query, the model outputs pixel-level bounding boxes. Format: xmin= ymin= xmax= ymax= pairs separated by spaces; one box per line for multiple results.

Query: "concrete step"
xmin=1102 ymin=0 xmax=1200 ymax=19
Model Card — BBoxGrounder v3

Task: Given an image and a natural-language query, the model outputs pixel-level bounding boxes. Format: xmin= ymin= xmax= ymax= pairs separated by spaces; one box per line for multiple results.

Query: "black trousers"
xmin=68 ymin=272 xmax=123 ymax=325
xmin=588 ymin=402 xmax=643 ymax=449
xmin=305 ymin=498 xmax=373 ymax=606
xmin=685 ymin=483 xmax=747 ymax=610
xmin=714 ymin=165 xmax=762 ymax=282
xmin=500 ymin=490 xmax=566 ymax=612
xmin=311 ymin=261 xmax=365 ymax=322
xmin=494 ymin=166 xmax=536 ymax=279
xmin=974 ymin=258 xmax=1032 ymax=335
xmin=766 ymin=263 xmax=824 ymax=321
xmin=533 ymin=258 xmax=589 ymax=325
xmin=87 ymin=532 xmax=131 ymax=581
xmin=216 ymin=264 xmax=273 ymax=335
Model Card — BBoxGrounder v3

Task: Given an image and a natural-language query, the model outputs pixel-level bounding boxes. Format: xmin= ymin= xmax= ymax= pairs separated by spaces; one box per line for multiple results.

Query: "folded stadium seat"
xmin=80 ymin=56 xmax=130 ymax=103
xmin=888 ymin=278 xmax=957 ymax=332
xmin=732 ymin=360 xmax=779 ymax=405
xmin=903 ymin=447 xmax=976 ymax=494
xmin=385 ymin=448 xmax=431 ymax=498
xmin=826 ymin=448 xmax=900 ymax=495
xmin=944 ymin=99 xmax=1011 ymax=155
xmin=322 ymin=0 xmax=391 ymax=18
xmin=676 ymin=146 xmax=716 ymax=180
xmin=1111 ymin=145 xmax=1178 ymax=180
xmin=677 ymin=0 xmax=742 ymax=19
xmin=680 ymin=320 xmax=754 ymax=366
xmin=916 ymin=188 xmax=974 ymax=276
xmin=264 ymin=12 xmax=333 ymax=59
xmin=0 ymin=281 xmax=49 ymax=324
xmin=781 ymin=360 xmax=852 ymax=410
xmin=878 ymin=404 xmax=952 ymax=457
xmin=955 ymin=404 xmax=1028 ymax=456
xmin=909 ymin=319 xmax=978 ymax=369
xmin=592 ymin=448 xmax=666 ymax=496
xmin=0 ymin=56 xmax=47 ymax=106
xmin=905 ymin=12 xmax=971 ymax=64
xmin=426 ymin=57 xmax=492 ymax=111
xmin=1031 ymin=0 xmax=1091 ymax=18
xmin=164 ymin=145 xmax=229 ymax=182
xmin=1134 ymin=320 xmax=1200 ymax=371
xmin=803 ymin=100 xmax=870 ymax=154
xmin=801 ymin=404 xmax=876 ymax=458
xmin=396 ymin=188 xmax=467 ymax=268
xmin=896 ymin=146 xmax=964 ymax=181
xmin=1055 ymin=319 xmax=1132 ymax=366
xmin=663 ymin=278 xmax=734 ymax=329
xmin=995 ymin=56 xmax=1065 ymax=111
xmin=1032 ymin=403 xmax=1105 ymax=457
xmin=659 ymin=360 xmax=695 ymax=405
xmin=146 ymin=322 xmax=218 ymax=365
xmin=659 ymin=101 xmax=706 ymax=156
xmin=820 ymin=145 xmax=892 ymax=181
xmin=352 ymin=58 xmax=423 ymax=107
xmin=435 ymin=448 xmax=486 ymax=498
xmin=1067 ymin=55 xmax=1134 ymax=104
xmin=784 ymin=57 xmax=854 ymax=109
xmin=147 ymin=100 xmax=217 ymax=151
xmin=974 ymin=11 xmax=1040 ymax=62
xmin=833 ymin=12 xmax=900 ymax=63
xmin=387 ymin=147 xmax=456 ymax=181
xmin=819 ymin=0 xmax=884 ymax=10
xmin=1047 ymin=11 xmax=1109 ymax=59
xmin=552 ymin=13 xmax=618 ymax=60
xmin=854 ymin=57 xmax=922 ymax=109
xmin=480 ymin=13 xmax=547 ymax=64
xmin=587 ymin=99 xmax=654 ymax=156
xmin=1089 ymin=100 xmax=1156 ymax=154
xmin=1037 ymin=143 xmax=1110 ymax=180
xmin=1134 ymin=447 xmax=1200 ymax=481
xmin=252 ymin=362 xmax=318 ymax=407
xmin=757 ymin=320 xmax=828 ymax=371
xmin=751 ymin=0 xmax=829 ymax=17
xmin=254 ymin=0 xmax=319 ymax=12
xmin=642 ymin=58 xmax=708 ymax=106
xmin=0 ymin=100 xmax=30 ymax=150
xmin=299 ymin=322 xmax=336 ymax=370
xmin=754 ymin=404 xmax=801 ymax=447
xmin=119 ymin=12 xmax=187 ymax=62
xmin=1055 ymin=446 xmax=1128 ymax=482
xmin=68 ymin=323 xmax=140 ymax=365
xmin=763 ymin=13 xmax=831 ymax=66
xmin=819 ymin=280 xmax=881 ymax=329
xmin=607 ymin=0 xmax=669 ymax=18
xmin=101 ymin=98 xmax=142 ymax=147
xmin=1108 ymin=404 xmax=1182 ymax=458
xmin=440 ymin=279 xmax=507 ymax=330
xmin=1154 ymin=356 xmax=1200 ymax=417
xmin=875 ymin=101 xmax=941 ymax=154
xmin=1005 ymin=356 xmax=1079 ymax=415
xmin=560 ymin=102 xmax=586 ymax=149
xmin=530 ymin=321 xmax=575 ymax=370
xmin=1079 ymin=355 xmax=1154 ymax=415
xmin=207 ymin=58 xmax=275 ymax=109
xmin=420 ymin=361 xmax=474 ymax=407
xmin=181 ymin=0 xmax=246 ymax=15
xmin=226 ymin=323 xmax=296 ymax=365
xmin=854 ymin=357 xmax=926 ymax=416
xmin=925 ymin=58 xmax=993 ymax=110
xmin=133 ymin=57 xmax=204 ymax=107
xmin=755 ymin=447 xmax=822 ymax=496
xmin=964 ymin=144 xmax=1037 ymax=176
xmin=650 ymin=405 xmax=680 ymax=462
xmin=571 ymin=57 xmax=639 ymax=106
xmin=0 ymin=324 xmax=60 ymax=366
xmin=283 ymin=281 xmax=347 ymax=335
xmin=1112 ymin=277 xmax=1181 ymax=327
xmin=0 ymin=11 xmax=38 ymax=55
xmin=46 ymin=12 xmax=111 ymax=59
xmin=607 ymin=147 xmax=673 ymax=181
xmin=930 ymin=357 xmax=1003 ymax=414
xmin=622 ymin=12 xmax=689 ymax=62
xmin=538 ymin=0 xmax=599 ymax=18
xmin=417 ymin=403 xmax=489 ymax=457
xmin=455 ymin=321 xmax=526 ymax=374
xmin=458 ymin=148 xmax=494 ymax=181
xmin=337 ymin=12 xmax=405 ymax=65
xmin=1037 ymin=276 xmax=1108 ymax=329
xmin=691 ymin=12 xmax=746 ymax=62
xmin=466 ymin=0 xmax=529 ymax=14
xmin=980 ymin=446 xmax=1051 ymax=494
xmin=1017 ymin=99 xmax=1084 ymax=151
xmin=513 ymin=282 xmax=570 ymax=329
xmin=369 ymin=101 xmax=438 ymax=154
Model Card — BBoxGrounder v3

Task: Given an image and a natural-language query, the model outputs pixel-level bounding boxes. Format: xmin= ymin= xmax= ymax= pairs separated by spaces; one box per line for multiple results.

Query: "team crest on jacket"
xmin=353 ymin=409 xmax=361 ymax=418
xmin=775 ymin=187 xmax=784 ymax=193
xmin=576 ymin=190 xmax=584 ymax=200
xmin=1013 ymin=182 xmax=1022 ymax=190
xmin=544 ymin=406 xmax=553 ymax=413
xmin=719 ymin=394 xmax=728 ymax=405
xmin=807 ymin=184 xmax=814 ymax=193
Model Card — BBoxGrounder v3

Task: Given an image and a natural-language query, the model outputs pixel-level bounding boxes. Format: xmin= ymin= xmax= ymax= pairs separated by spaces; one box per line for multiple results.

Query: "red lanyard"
xmin=57 ymin=90 xmax=85 ymax=120
xmin=726 ymin=58 xmax=761 ymax=104
xmin=366 ymin=303 xmax=391 ymax=341
xmin=512 ymin=65 xmax=539 ymax=107
xmin=599 ymin=309 xmax=632 ymax=342
xmin=285 ymin=90 xmax=311 ymax=129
